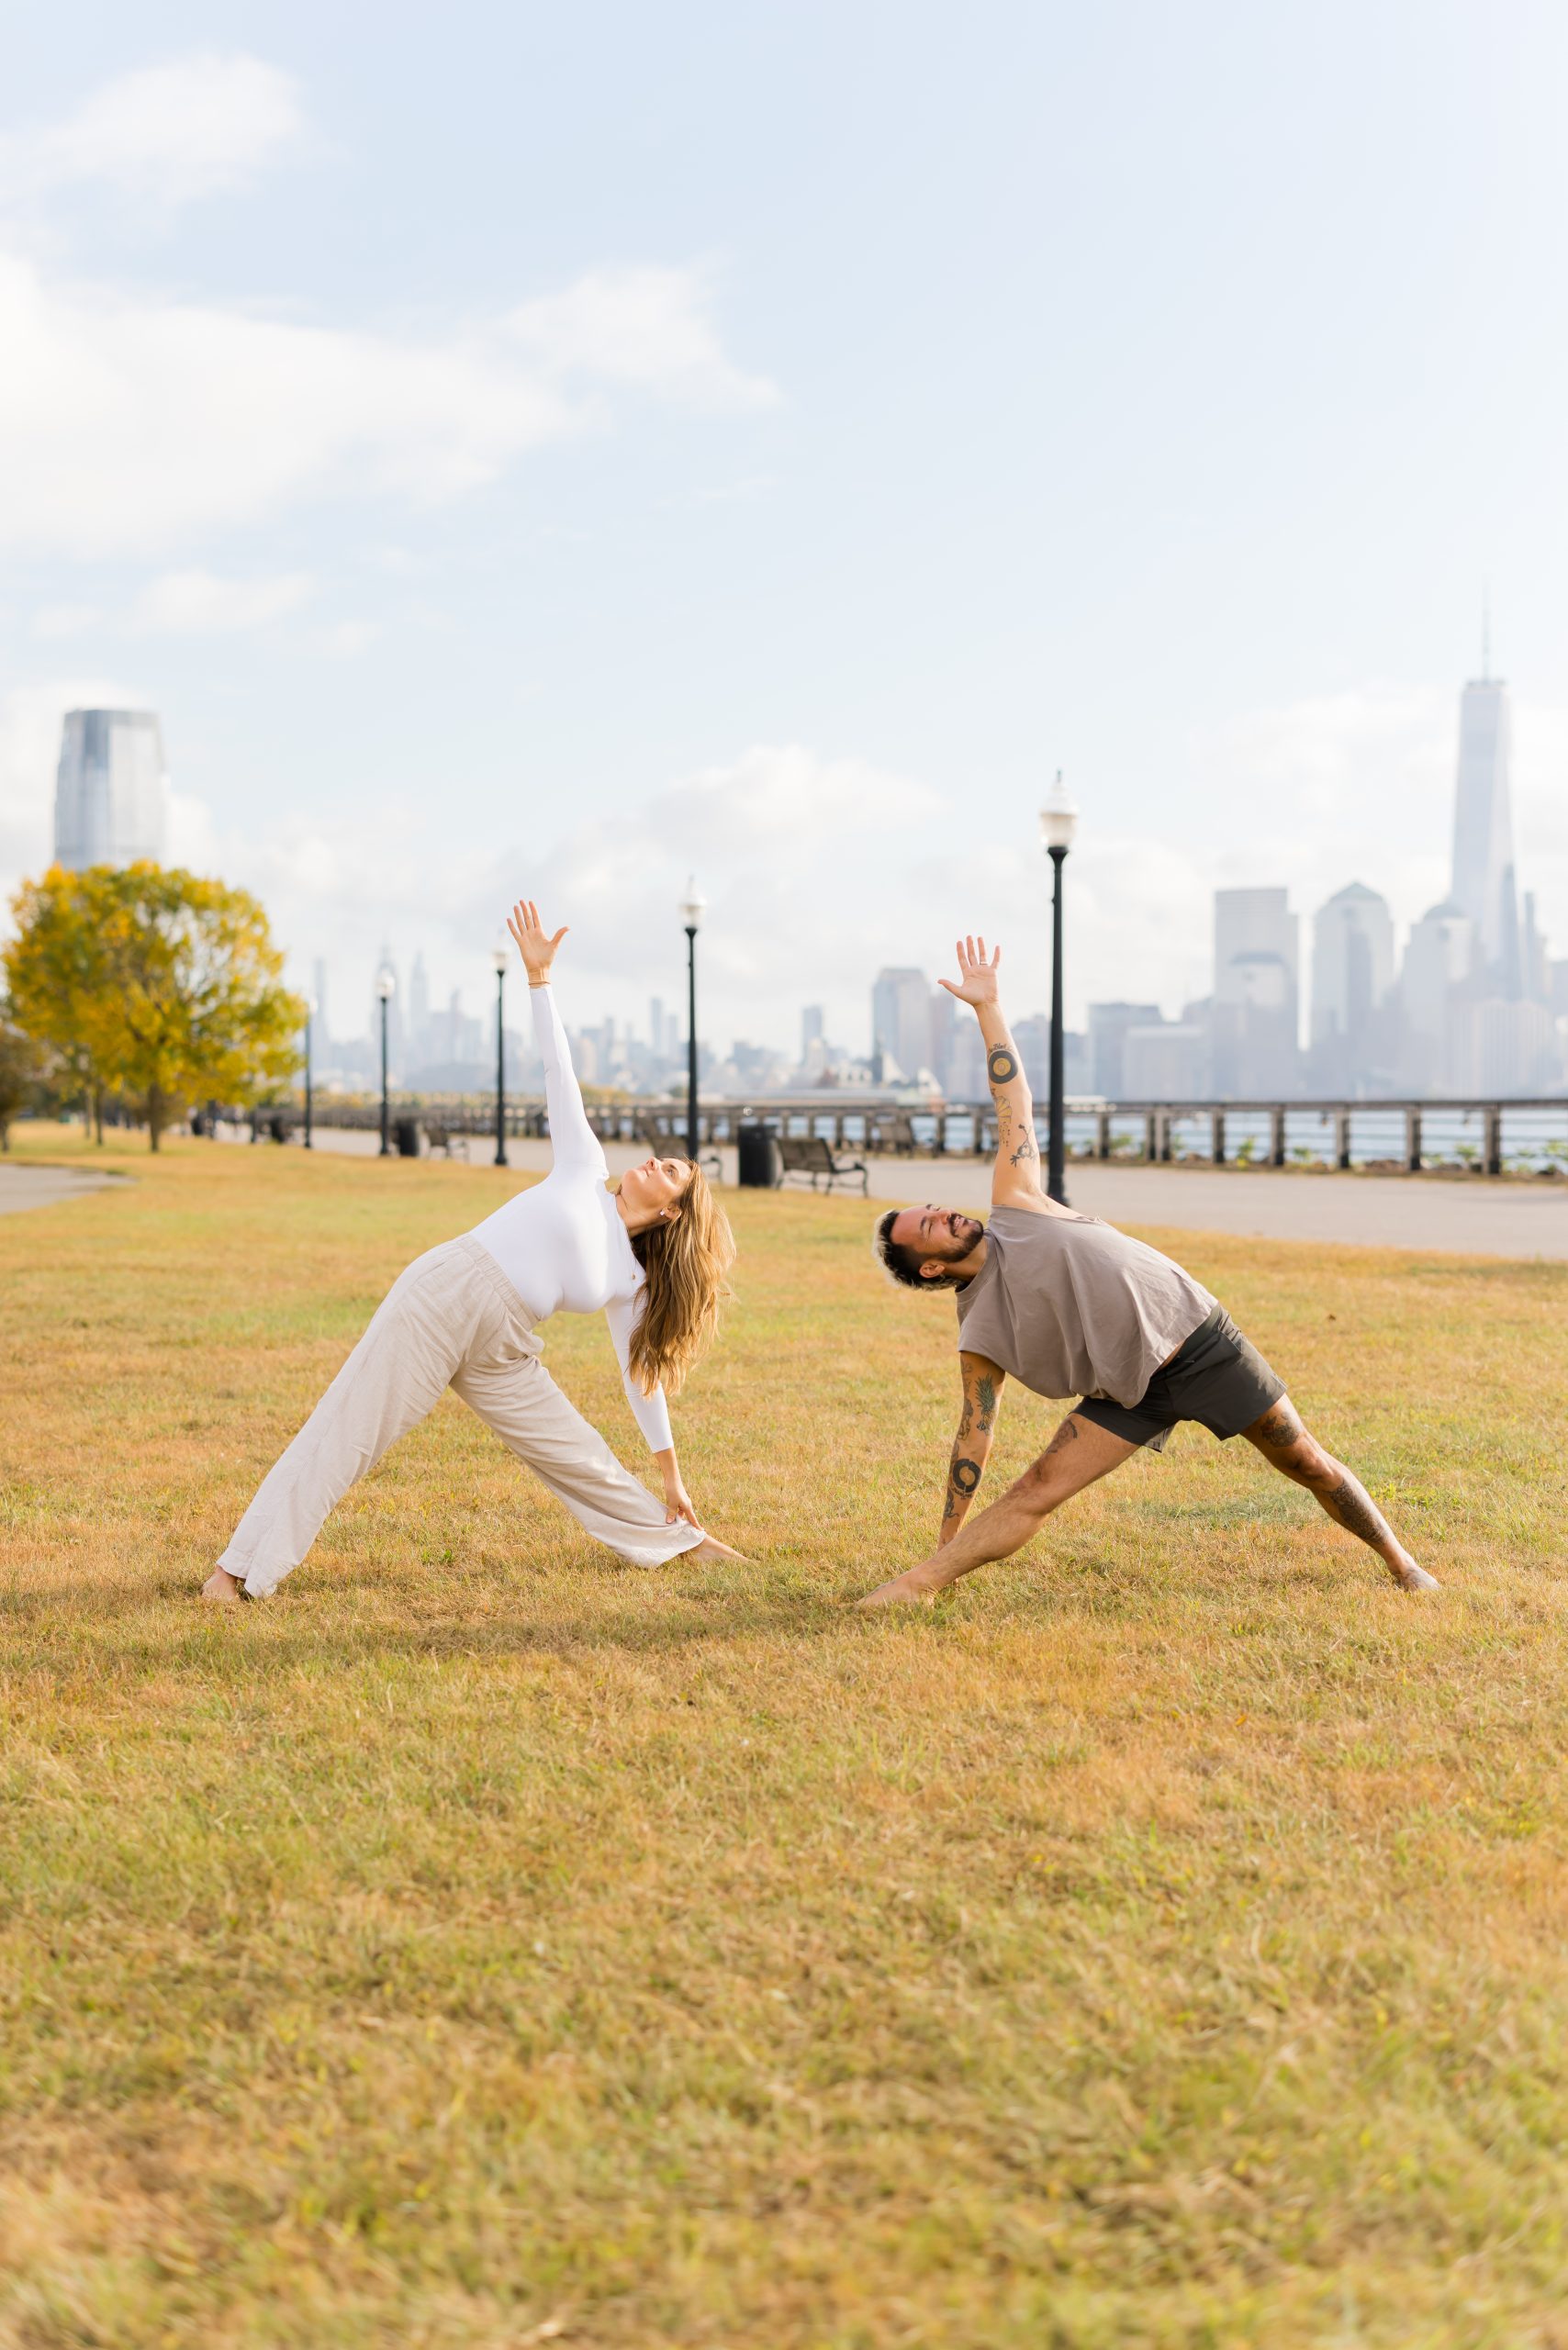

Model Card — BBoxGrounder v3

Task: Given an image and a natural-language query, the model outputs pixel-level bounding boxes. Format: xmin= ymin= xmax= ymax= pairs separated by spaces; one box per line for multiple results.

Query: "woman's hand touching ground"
xmin=507 ymin=898 xmax=568 ymax=986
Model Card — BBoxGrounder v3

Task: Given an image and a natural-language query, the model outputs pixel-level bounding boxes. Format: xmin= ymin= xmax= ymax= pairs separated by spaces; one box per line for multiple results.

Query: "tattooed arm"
xmin=937 ymin=934 xmax=1043 ymax=1205
xmin=937 ymin=1350 xmax=1007 ymax=1546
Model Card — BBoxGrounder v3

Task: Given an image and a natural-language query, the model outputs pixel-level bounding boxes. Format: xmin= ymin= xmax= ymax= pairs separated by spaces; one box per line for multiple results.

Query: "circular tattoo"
xmin=987 ymin=1048 xmax=1018 ymax=1083
xmin=951 ymin=1458 xmax=982 ymax=1495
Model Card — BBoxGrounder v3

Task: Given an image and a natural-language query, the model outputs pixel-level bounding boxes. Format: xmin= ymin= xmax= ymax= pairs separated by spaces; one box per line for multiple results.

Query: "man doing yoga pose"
xmin=859 ymin=935 xmax=1438 ymax=1606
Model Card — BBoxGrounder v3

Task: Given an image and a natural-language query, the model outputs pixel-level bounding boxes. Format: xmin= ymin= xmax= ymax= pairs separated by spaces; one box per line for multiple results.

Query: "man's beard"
xmin=935 ymin=1211 xmax=983 ymax=1259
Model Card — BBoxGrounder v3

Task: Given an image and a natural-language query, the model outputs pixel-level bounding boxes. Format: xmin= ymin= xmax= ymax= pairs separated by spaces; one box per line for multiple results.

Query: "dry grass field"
xmin=3 ymin=1123 xmax=1567 ymax=2349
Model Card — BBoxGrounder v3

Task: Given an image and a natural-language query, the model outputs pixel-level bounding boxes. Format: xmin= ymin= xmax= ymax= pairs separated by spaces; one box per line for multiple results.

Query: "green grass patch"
xmin=2 ymin=1122 xmax=1566 ymax=2347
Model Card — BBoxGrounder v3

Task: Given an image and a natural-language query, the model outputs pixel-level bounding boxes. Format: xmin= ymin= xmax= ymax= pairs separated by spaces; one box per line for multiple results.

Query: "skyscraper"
xmin=1450 ymin=676 xmax=1521 ymax=994
xmin=52 ymin=709 xmax=170 ymax=870
xmin=871 ymin=967 xmax=933 ymax=1082
xmin=1087 ymin=1002 xmax=1161 ymax=1097
xmin=1398 ymin=901 xmax=1473 ymax=1091
xmin=1211 ymin=887 xmax=1301 ymax=1094
xmin=1310 ymin=882 xmax=1394 ymax=1091
xmin=409 ymin=952 xmax=431 ymax=1050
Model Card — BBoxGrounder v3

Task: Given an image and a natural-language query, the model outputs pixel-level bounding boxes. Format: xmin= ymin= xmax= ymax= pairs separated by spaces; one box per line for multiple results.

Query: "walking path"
xmin=0 ymin=1163 xmax=129 ymax=1216
xmin=289 ymin=1127 xmax=1568 ymax=1258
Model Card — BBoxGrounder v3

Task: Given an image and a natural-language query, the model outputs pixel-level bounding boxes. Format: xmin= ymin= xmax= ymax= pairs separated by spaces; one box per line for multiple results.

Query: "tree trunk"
xmin=93 ymin=1088 xmax=105 ymax=1147
xmin=148 ymin=1082 xmax=164 ymax=1153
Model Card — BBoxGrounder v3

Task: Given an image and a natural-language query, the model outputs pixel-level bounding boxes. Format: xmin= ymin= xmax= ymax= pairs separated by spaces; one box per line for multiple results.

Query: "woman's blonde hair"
xmin=624 ymin=1163 xmax=735 ymax=1397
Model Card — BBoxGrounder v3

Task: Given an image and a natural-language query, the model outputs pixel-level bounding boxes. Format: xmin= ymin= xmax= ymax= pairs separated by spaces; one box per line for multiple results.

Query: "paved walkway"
xmin=0 ymin=1163 xmax=129 ymax=1216
xmin=858 ymin=1158 xmax=1568 ymax=1259
xmin=283 ymin=1126 xmax=1568 ymax=1258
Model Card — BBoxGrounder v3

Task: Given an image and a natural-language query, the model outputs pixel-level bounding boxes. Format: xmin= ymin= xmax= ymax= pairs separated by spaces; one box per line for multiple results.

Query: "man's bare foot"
xmin=687 ymin=1534 xmax=750 ymax=1563
xmin=200 ymin=1569 xmax=245 ymax=1603
xmin=1387 ymin=1553 xmax=1439 ymax=1593
xmin=857 ymin=1560 xmax=952 ymax=1608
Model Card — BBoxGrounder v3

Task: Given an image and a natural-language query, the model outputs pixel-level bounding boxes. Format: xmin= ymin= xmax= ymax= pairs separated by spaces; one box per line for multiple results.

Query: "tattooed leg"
xmin=859 ymin=1414 xmax=1138 ymax=1606
xmin=1243 ymin=1400 xmax=1438 ymax=1592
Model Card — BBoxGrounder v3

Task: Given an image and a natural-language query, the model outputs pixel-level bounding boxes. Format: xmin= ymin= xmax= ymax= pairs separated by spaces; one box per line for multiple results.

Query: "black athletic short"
xmin=1074 ymin=1304 xmax=1286 ymax=1452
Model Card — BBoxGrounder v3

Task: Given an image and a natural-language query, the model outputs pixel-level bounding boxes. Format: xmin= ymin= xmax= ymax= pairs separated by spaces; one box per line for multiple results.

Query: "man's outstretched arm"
xmin=938 ymin=934 xmax=1043 ymax=1204
xmin=937 ymin=1352 xmax=1006 ymax=1547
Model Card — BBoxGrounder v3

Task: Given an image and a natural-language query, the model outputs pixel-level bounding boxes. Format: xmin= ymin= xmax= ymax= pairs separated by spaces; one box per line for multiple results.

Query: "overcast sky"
xmin=3 ymin=0 xmax=1567 ymax=1050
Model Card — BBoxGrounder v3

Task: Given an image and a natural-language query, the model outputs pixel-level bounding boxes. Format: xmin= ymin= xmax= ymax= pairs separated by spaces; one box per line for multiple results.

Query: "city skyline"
xmin=38 ymin=653 xmax=1568 ymax=1101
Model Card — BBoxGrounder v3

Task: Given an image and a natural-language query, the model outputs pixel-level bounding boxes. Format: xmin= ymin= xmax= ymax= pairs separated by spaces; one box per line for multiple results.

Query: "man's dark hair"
xmin=872 ymin=1206 xmax=966 ymax=1292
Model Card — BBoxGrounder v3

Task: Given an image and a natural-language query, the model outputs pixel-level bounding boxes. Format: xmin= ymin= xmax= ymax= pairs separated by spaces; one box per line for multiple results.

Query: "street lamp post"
xmin=302 ymin=996 xmax=315 ymax=1150
xmin=1038 ymin=772 xmax=1080 ymax=1206
xmin=491 ymin=942 xmax=510 ymax=1168
xmin=680 ymin=878 xmax=706 ymax=1164
xmin=376 ymin=967 xmax=396 ymax=1157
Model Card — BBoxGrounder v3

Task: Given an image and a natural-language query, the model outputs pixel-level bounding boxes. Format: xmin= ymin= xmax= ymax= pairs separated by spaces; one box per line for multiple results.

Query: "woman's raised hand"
xmin=937 ymin=934 xmax=1002 ymax=1009
xmin=507 ymin=898 xmax=568 ymax=985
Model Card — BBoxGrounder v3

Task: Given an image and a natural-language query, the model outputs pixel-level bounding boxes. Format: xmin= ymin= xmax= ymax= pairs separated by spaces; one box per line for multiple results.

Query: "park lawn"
xmin=2 ymin=1123 xmax=1567 ymax=2350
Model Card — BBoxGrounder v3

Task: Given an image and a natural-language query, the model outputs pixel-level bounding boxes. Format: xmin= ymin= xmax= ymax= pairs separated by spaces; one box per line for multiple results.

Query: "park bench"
xmin=777 ymin=1135 xmax=868 ymax=1194
xmin=425 ymin=1124 xmax=454 ymax=1158
xmin=632 ymin=1111 xmax=680 ymax=1147
xmin=871 ymin=1113 xmax=918 ymax=1156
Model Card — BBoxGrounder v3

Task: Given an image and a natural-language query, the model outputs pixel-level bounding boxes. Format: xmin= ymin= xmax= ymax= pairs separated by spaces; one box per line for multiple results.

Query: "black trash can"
xmin=737 ymin=1122 xmax=779 ymax=1188
xmin=396 ymin=1117 xmax=422 ymax=1158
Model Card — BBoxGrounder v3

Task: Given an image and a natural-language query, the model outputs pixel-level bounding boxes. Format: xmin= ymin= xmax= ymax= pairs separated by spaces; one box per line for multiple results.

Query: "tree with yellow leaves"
xmin=5 ymin=865 xmax=305 ymax=1150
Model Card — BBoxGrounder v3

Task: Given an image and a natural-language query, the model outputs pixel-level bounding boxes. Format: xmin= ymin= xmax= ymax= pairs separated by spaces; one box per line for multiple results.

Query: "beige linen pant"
xmin=218 ymin=1236 xmax=702 ymax=1595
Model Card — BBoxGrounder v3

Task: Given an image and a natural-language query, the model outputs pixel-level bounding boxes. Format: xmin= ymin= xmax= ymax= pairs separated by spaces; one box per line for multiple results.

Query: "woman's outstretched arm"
xmin=507 ymin=897 xmax=606 ymax=1174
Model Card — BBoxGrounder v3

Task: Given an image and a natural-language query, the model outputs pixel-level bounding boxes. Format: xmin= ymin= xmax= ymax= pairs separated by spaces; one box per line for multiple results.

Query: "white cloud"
xmin=0 ymin=53 xmax=304 ymax=209
xmin=31 ymin=601 xmax=101 ymax=640
xmin=313 ymin=619 xmax=379 ymax=658
xmin=0 ymin=250 xmax=777 ymax=557
xmin=506 ymin=267 xmax=779 ymax=412
xmin=129 ymin=568 xmax=314 ymax=633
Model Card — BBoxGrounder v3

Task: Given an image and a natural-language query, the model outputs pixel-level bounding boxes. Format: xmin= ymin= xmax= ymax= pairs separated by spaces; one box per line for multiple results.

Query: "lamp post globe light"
xmin=302 ymin=994 xmax=316 ymax=1151
xmin=679 ymin=878 xmax=706 ymax=1165
xmin=491 ymin=940 xmax=510 ymax=1169
xmin=375 ymin=967 xmax=396 ymax=1158
xmin=1038 ymin=772 xmax=1080 ymax=1206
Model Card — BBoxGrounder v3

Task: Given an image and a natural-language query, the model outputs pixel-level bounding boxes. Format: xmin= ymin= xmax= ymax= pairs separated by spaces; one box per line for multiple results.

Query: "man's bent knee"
xmin=1271 ymin=1433 xmax=1336 ymax=1486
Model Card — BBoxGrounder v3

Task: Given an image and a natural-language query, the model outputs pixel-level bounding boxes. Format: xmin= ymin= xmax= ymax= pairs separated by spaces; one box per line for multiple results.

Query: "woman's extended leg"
xmin=204 ymin=1248 xmax=468 ymax=1600
xmin=451 ymin=1349 xmax=715 ymax=1568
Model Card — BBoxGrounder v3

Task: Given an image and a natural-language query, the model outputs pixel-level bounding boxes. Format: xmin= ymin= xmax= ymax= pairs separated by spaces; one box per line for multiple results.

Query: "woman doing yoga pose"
xmin=202 ymin=901 xmax=739 ymax=1601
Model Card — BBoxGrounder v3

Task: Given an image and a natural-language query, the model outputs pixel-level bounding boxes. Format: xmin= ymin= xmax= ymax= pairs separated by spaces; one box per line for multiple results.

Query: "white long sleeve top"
xmin=468 ymin=983 xmax=673 ymax=1453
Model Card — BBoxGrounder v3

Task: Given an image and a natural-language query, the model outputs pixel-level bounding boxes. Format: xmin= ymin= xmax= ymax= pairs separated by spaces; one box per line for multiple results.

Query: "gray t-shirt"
xmin=955 ymin=1204 xmax=1215 ymax=1407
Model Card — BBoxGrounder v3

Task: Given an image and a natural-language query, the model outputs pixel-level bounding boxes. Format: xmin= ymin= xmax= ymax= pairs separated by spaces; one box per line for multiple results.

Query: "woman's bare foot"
xmin=1387 ymin=1552 xmax=1439 ymax=1593
xmin=200 ymin=1569 xmax=245 ymax=1603
xmin=688 ymin=1534 xmax=750 ymax=1563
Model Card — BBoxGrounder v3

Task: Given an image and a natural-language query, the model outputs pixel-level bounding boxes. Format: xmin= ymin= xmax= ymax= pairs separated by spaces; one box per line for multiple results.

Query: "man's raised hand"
xmin=507 ymin=898 xmax=568 ymax=986
xmin=937 ymin=935 xmax=1002 ymax=1010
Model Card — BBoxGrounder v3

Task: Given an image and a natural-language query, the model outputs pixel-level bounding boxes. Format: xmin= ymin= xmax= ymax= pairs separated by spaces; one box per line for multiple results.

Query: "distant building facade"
xmin=1310 ymin=882 xmax=1395 ymax=1092
xmin=1087 ymin=1002 xmax=1160 ymax=1097
xmin=1450 ymin=677 xmax=1521 ymax=994
xmin=1123 ymin=1022 xmax=1211 ymax=1098
xmin=871 ymin=966 xmax=935 ymax=1083
xmin=1212 ymin=886 xmax=1300 ymax=1095
xmin=52 ymin=709 xmax=169 ymax=870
